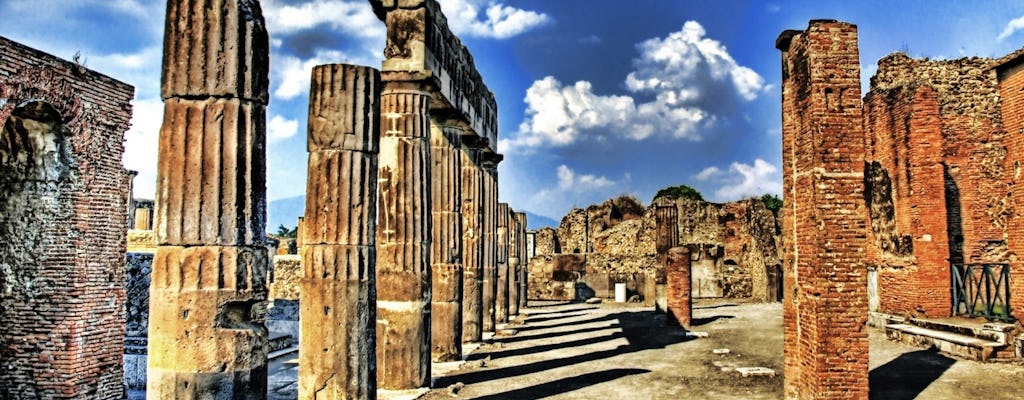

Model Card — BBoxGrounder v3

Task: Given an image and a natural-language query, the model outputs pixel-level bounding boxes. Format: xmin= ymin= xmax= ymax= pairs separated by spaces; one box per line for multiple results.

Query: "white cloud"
xmin=268 ymin=115 xmax=299 ymax=142
xmin=554 ymin=165 xmax=614 ymax=192
xmin=525 ymin=165 xmax=622 ymax=218
xmin=123 ymin=98 xmax=164 ymax=199
xmin=503 ymin=21 xmax=764 ymax=153
xmin=272 ymin=49 xmax=354 ymax=100
xmin=439 ymin=0 xmax=551 ymax=39
xmin=998 ymin=16 xmax=1024 ymax=42
xmin=695 ymin=158 xmax=781 ymax=201
xmin=262 ymin=0 xmax=385 ymax=40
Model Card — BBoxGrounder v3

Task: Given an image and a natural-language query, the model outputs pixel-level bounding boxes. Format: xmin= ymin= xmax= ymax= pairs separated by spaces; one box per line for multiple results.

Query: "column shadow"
xmin=869 ymin=349 xmax=956 ymax=400
xmin=469 ymin=368 xmax=650 ymax=400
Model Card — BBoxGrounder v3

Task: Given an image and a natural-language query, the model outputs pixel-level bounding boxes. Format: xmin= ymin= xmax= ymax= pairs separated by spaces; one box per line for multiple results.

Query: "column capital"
xmin=481 ymin=152 xmax=503 ymax=169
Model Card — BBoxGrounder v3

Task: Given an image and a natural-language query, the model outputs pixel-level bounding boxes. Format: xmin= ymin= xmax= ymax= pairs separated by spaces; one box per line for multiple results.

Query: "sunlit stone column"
xmin=495 ymin=202 xmax=510 ymax=323
xmin=511 ymin=211 xmax=527 ymax=314
xmin=299 ymin=64 xmax=380 ymax=399
xmin=460 ymin=136 xmax=487 ymax=343
xmin=508 ymin=209 xmax=520 ymax=317
xmin=430 ymin=122 xmax=463 ymax=361
xmin=480 ymin=153 xmax=502 ymax=332
xmin=148 ymin=0 xmax=270 ymax=397
xmin=375 ymin=78 xmax=432 ymax=389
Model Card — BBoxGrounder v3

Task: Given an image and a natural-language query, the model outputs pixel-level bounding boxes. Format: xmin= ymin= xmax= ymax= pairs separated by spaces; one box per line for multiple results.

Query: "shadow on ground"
xmin=869 ymin=349 xmax=956 ymax=400
xmin=469 ymin=368 xmax=651 ymax=400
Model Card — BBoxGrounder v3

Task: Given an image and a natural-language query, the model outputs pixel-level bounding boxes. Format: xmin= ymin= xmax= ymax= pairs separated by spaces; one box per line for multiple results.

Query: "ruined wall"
xmin=127 ymin=229 xmax=158 ymax=253
xmin=863 ymin=82 xmax=950 ymax=317
xmin=534 ymin=227 xmax=559 ymax=255
xmin=998 ymin=51 xmax=1024 ymax=322
xmin=124 ymin=253 xmax=153 ymax=390
xmin=0 ymin=35 xmax=134 ymax=399
xmin=527 ymin=254 xmax=586 ymax=301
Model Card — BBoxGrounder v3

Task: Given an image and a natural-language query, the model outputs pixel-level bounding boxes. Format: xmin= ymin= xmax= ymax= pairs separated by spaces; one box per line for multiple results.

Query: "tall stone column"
xmin=508 ymin=210 xmax=520 ymax=316
xmin=480 ymin=153 xmax=502 ymax=332
xmin=460 ymin=137 xmax=487 ymax=343
xmin=430 ymin=122 xmax=463 ymax=361
xmin=375 ymin=77 xmax=432 ymax=389
xmin=515 ymin=212 xmax=528 ymax=310
xmin=299 ymin=64 xmax=380 ymax=399
xmin=148 ymin=0 xmax=270 ymax=397
xmin=495 ymin=203 xmax=510 ymax=323
xmin=777 ymin=20 xmax=868 ymax=400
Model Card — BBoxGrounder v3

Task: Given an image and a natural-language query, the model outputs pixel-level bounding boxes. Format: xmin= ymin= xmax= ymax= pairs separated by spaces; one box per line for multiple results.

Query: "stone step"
xmin=886 ymin=323 xmax=1004 ymax=361
xmin=907 ymin=317 xmax=1014 ymax=345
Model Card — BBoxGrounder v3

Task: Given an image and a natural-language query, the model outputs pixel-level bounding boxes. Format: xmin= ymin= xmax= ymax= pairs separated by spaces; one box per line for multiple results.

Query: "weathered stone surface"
xmin=496 ymin=202 xmax=510 ymax=324
xmin=665 ymin=247 xmax=692 ymax=328
xmin=460 ymin=138 xmax=485 ymax=343
xmin=161 ymin=0 xmax=270 ymax=103
xmin=516 ymin=212 xmax=529 ymax=310
xmin=376 ymin=83 xmax=432 ymax=389
xmin=777 ymin=20 xmax=868 ymax=400
xmin=430 ymin=122 xmax=463 ymax=361
xmin=369 ymin=0 xmax=498 ymax=150
xmin=528 ymin=254 xmax=586 ymax=301
xmin=128 ymin=229 xmax=158 ymax=253
xmin=534 ymin=227 xmax=559 ymax=255
xmin=154 ymin=97 xmax=267 ymax=247
xmin=998 ymin=52 xmax=1024 ymax=322
xmin=480 ymin=153 xmax=500 ymax=332
xmin=269 ymin=255 xmax=301 ymax=300
xmin=0 ymin=36 xmax=133 ymax=399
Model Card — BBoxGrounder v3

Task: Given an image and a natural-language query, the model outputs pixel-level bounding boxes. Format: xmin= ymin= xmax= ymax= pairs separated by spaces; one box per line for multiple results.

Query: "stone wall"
xmin=0 ymin=35 xmax=134 ymax=399
xmin=124 ymin=253 xmax=153 ymax=390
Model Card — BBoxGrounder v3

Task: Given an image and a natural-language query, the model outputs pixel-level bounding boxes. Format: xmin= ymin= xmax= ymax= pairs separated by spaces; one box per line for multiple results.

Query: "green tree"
xmin=276 ymin=224 xmax=298 ymax=238
xmin=760 ymin=193 xmax=783 ymax=214
xmin=653 ymin=184 xmax=704 ymax=202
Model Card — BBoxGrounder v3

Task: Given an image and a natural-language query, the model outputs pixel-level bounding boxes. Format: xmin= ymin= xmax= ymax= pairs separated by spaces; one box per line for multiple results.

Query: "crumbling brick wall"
xmin=0 ymin=36 xmax=133 ymax=399
xmin=997 ymin=50 xmax=1024 ymax=322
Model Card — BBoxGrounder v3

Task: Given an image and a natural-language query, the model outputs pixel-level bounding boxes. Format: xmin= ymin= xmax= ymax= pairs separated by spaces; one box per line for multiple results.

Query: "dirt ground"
xmin=414 ymin=299 xmax=1024 ymax=400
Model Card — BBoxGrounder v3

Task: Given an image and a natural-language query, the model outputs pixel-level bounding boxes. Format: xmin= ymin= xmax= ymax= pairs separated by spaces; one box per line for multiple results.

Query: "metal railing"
xmin=951 ymin=263 xmax=1013 ymax=322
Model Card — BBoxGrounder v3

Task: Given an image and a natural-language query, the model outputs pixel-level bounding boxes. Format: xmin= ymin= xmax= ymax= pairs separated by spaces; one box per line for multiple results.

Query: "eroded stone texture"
xmin=480 ymin=153 xmax=501 ymax=332
xmin=665 ymin=247 xmax=692 ymax=328
xmin=777 ymin=20 xmax=868 ymax=400
xmin=508 ymin=211 xmax=524 ymax=315
xmin=517 ymin=212 xmax=529 ymax=309
xmin=495 ymin=202 xmax=510 ymax=323
xmin=298 ymin=61 xmax=382 ymax=400
xmin=460 ymin=136 xmax=486 ymax=343
xmin=376 ymin=80 xmax=432 ymax=389
xmin=148 ymin=1 xmax=270 ymax=397
xmin=0 ymin=36 xmax=133 ymax=399
xmin=430 ymin=123 xmax=463 ymax=361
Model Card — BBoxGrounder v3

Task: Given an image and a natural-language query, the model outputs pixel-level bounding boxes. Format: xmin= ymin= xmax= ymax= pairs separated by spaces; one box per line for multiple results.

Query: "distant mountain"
xmin=267 ymin=195 xmax=305 ymax=234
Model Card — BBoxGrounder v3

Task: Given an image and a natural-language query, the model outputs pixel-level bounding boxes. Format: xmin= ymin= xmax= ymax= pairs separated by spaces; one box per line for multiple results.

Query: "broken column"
xmin=299 ymin=64 xmax=380 ymax=398
xmin=148 ymin=0 xmax=271 ymax=397
xmin=777 ymin=20 xmax=868 ymax=400
xmin=460 ymin=137 xmax=487 ymax=343
xmin=655 ymin=205 xmax=679 ymax=313
xmin=516 ymin=212 xmax=529 ymax=309
xmin=430 ymin=123 xmax=463 ymax=361
xmin=376 ymin=76 xmax=432 ymax=389
xmin=665 ymin=247 xmax=692 ymax=328
xmin=496 ymin=202 xmax=510 ymax=323
xmin=481 ymin=153 xmax=502 ymax=332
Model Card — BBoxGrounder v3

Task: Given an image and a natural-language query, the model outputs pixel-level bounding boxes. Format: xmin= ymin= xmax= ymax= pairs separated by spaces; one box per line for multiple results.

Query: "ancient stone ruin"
xmin=0 ymin=35 xmax=134 ymax=400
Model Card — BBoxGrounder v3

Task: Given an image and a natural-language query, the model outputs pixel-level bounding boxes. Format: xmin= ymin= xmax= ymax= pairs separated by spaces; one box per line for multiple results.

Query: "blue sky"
xmin=3 ymin=0 xmax=1024 ymax=227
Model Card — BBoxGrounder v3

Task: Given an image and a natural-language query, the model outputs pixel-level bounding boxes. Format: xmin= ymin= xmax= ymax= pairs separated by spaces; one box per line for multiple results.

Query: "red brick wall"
xmin=863 ymin=85 xmax=950 ymax=317
xmin=999 ymin=56 xmax=1024 ymax=322
xmin=778 ymin=20 xmax=869 ymax=400
xmin=0 ymin=36 xmax=133 ymax=399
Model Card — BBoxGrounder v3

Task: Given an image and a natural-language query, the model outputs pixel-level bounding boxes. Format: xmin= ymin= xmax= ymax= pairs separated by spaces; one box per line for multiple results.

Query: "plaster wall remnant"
xmin=0 ymin=34 xmax=132 ymax=399
xmin=460 ymin=136 xmax=486 ymax=343
xmin=147 ymin=0 xmax=271 ymax=397
xmin=777 ymin=20 xmax=868 ymax=400
xmin=496 ymin=202 xmax=510 ymax=323
xmin=430 ymin=122 xmax=463 ymax=362
xmin=300 ymin=63 xmax=380 ymax=398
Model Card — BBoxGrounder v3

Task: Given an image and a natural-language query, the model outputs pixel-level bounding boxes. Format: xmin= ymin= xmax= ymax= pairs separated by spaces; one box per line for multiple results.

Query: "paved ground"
xmin=263 ymin=298 xmax=1024 ymax=399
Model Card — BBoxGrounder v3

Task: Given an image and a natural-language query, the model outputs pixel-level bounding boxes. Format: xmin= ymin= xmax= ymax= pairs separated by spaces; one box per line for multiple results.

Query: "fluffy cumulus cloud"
xmin=272 ymin=49 xmax=354 ymax=100
xmin=122 ymin=98 xmax=164 ymax=199
xmin=262 ymin=0 xmax=385 ymax=39
xmin=695 ymin=158 xmax=781 ymax=201
xmin=268 ymin=115 xmax=300 ymax=142
xmin=504 ymin=20 xmax=766 ymax=153
xmin=998 ymin=16 xmax=1024 ymax=41
xmin=439 ymin=0 xmax=552 ymax=39
xmin=527 ymin=165 xmax=621 ymax=218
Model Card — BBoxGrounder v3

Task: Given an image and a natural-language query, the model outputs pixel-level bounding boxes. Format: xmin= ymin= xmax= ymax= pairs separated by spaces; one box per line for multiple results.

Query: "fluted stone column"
xmin=508 ymin=210 xmax=520 ymax=316
xmin=148 ymin=0 xmax=270 ymax=397
xmin=299 ymin=64 xmax=380 ymax=399
xmin=375 ymin=78 xmax=432 ymax=389
xmin=430 ymin=123 xmax=463 ymax=361
xmin=460 ymin=137 xmax=487 ymax=343
xmin=495 ymin=203 xmax=510 ymax=324
xmin=480 ymin=153 xmax=502 ymax=332
xmin=513 ymin=212 xmax=528 ymax=312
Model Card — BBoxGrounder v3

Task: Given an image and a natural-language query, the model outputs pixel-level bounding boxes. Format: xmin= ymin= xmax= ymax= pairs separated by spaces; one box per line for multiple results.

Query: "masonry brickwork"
xmin=0 ymin=35 xmax=133 ymax=399
xmin=999 ymin=51 xmax=1024 ymax=322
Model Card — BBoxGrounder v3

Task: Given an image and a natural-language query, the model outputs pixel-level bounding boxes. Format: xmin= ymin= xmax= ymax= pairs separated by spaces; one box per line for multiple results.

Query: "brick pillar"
xmin=998 ymin=57 xmax=1024 ymax=321
xmin=508 ymin=210 xmax=521 ymax=316
xmin=481 ymin=153 xmax=502 ymax=332
xmin=430 ymin=123 xmax=463 ymax=362
xmin=148 ymin=0 xmax=270 ymax=397
xmin=777 ymin=20 xmax=868 ymax=400
xmin=665 ymin=247 xmax=692 ymax=328
xmin=460 ymin=136 xmax=486 ymax=343
xmin=375 ymin=78 xmax=431 ymax=389
xmin=496 ymin=202 xmax=510 ymax=323
xmin=299 ymin=64 xmax=380 ymax=399
xmin=516 ymin=212 xmax=529 ymax=310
